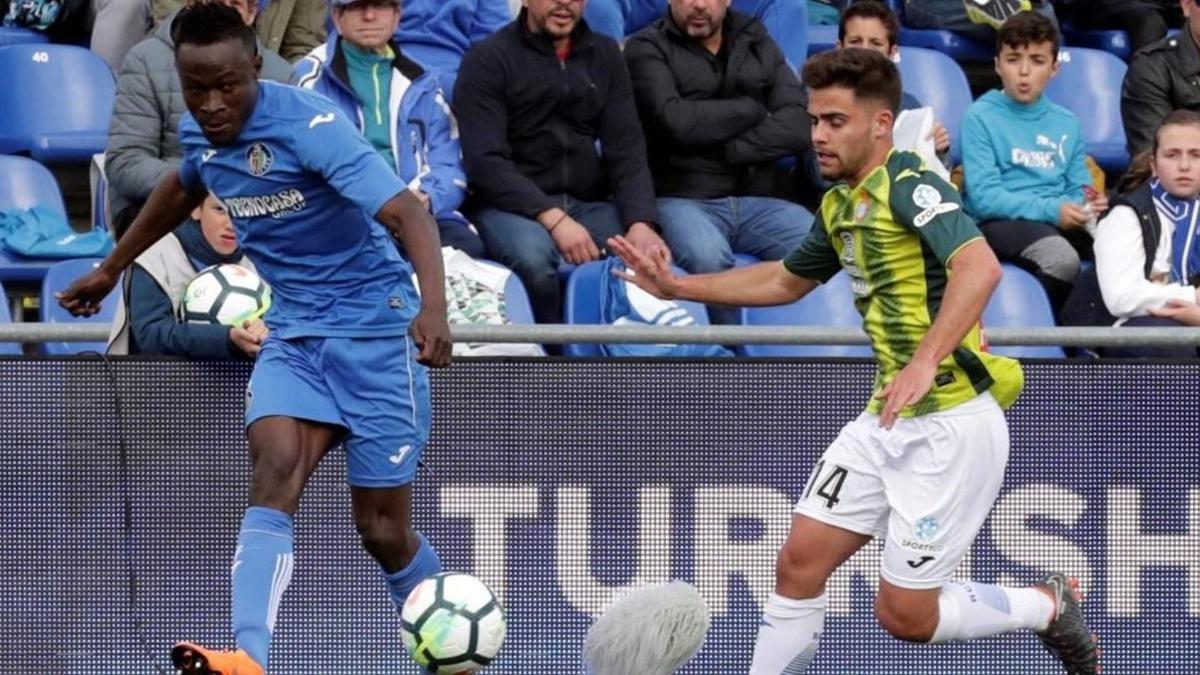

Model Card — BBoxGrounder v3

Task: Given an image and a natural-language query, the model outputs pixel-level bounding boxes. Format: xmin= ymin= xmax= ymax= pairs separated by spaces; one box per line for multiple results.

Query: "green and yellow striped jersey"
xmin=784 ymin=150 xmax=1024 ymax=417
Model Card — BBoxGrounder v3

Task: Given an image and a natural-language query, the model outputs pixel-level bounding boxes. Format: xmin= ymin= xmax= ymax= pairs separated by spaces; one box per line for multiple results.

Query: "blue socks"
xmin=228 ymin=507 xmax=439 ymax=669
xmin=382 ymin=532 xmax=442 ymax=611
xmin=231 ymin=506 xmax=294 ymax=670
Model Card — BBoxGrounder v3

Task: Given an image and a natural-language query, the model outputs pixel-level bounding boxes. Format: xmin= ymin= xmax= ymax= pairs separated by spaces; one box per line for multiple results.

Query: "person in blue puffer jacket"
xmin=295 ymin=0 xmax=487 ymax=259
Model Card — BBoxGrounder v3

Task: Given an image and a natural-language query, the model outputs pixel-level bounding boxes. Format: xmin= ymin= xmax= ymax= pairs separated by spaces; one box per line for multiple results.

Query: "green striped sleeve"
xmin=890 ymin=169 xmax=983 ymax=265
xmin=783 ymin=214 xmax=841 ymax=283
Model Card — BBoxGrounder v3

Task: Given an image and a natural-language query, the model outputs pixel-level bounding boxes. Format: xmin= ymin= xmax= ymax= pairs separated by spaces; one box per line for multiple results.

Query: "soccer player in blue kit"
xmin=58 ymin=4 xmax=451 ymax=673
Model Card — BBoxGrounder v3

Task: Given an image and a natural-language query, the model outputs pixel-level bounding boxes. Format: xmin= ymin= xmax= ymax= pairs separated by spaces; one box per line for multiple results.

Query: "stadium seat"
xmin=0 ymin=155 xmax=68 ymax=284
xmin=982 ymin=264 xmax=1065 ymax=358
xmin=40 ymin=258 xmax=117 ymax=355
xmin=1060 ymin=23 xmax=1130 ymax=62
xmin=478 ymin=260 xmax=535 ymax=325
xmin=732 ymin=0 xmax=808 ymax=69
xmin=896 ymin=46 xmax=972 ymax=165
xmin=92 ymin=170 xmax=108 ymax=234
xmin=0 ymin=45 xmax=115 ymax=162
xmin=808 ymin=24 xmax=838 ymax=55
xmin=0 ymin=279 xmax=21 ymax=356
xmin=1044 ymin=47 xmax=1129 ymax=173
xmin=0 ymin=26 xmax=48 ymax=47
xmin=892 ymin=1 xmax=992 ymax=61
xmin=738 ymin=272 xmax=871 ymax=357
xmin=563 ymin=260 xmax=710 ymax=357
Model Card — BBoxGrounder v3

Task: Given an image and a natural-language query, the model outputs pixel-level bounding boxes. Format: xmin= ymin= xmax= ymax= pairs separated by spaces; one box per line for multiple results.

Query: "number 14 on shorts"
xmin=803 ymin=460 xmax=848 ymax=510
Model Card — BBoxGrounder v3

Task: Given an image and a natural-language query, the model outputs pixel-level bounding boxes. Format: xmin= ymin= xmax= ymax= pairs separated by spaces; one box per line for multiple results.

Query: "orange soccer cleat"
xmin=170 ymin=642 xmax=264 ymax=675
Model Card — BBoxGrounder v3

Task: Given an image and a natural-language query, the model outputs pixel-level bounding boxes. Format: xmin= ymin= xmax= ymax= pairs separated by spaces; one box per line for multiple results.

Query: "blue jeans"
xmin=471 ymin=199 xmax=626 ymax=324
xmin=656 ymin=196 xmax=813 ymax=323
xmin=903 ymin=0 xmax=1057 ymax=44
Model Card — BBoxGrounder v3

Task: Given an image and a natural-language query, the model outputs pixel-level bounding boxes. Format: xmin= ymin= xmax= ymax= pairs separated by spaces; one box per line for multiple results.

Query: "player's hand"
xmin=56 ymin=264 xmax=119 ymax=317
xmin=1058 ymin=202 xmax=1090 ymax=230
xmin=607 ymin=235 xmax=681 ymax=300
xmin=244 ymin=319 xmax=269 ymax=342
xmin=874 ymin=358 xmax=938 ymax=430
xmin=551 ymin=217 xmax=602 ymax=265
xmin=624 ymin=222 xmax=672 ymax=263
xmin=410 ymin=305 xmax=452 ymax=367
xmin=1149 ymin=298 xmax=1200 ymax=326
xmin=230 ymin=322 xmax=264 ymax=357
xmin=929 ymin=121 xmax=951 ymax=155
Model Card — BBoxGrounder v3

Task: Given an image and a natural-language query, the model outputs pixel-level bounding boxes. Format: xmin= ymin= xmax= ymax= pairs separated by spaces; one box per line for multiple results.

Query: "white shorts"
xmin=794 ymin=392 xmax=1010 ymax=589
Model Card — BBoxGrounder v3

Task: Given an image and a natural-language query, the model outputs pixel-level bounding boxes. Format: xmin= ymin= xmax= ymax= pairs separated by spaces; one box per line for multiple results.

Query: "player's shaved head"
xmin=174 ymin=1 xmax=262 ymax=146
xmin=172 ymin=1 xmax=258 ymax=58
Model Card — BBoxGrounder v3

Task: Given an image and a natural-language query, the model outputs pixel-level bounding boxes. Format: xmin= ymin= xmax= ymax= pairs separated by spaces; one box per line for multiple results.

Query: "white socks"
xmin=930 ymin=581 xmax=1054 ymax=643
xmin=749 ymin=592 xmax=827 ymax=675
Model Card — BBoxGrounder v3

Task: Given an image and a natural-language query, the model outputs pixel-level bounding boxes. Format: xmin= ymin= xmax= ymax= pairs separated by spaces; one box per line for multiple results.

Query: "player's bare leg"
xmin=171 ymin=416 xmax=341 ymax=674
xmin=749 ymin=514 xmax=871 ymax=674
xmin=351 ymin=484 xmax=443 ymax=612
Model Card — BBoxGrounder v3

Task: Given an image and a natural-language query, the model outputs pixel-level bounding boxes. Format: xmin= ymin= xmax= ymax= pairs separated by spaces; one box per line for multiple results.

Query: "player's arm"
xmin=876 ymin=170 xmax=1001 ymax=428
xmin=58 ymin=169 xmax=206 ymax=316
xmin=607 ymin=232 xmax=828 ymax=307
xmin=907 ymin=239 xmax=1001 ymax=367
xmin=297 ymin=106 xmax=453 ymax=367
xmin=376 ymin=190 xmax=452 ymax=368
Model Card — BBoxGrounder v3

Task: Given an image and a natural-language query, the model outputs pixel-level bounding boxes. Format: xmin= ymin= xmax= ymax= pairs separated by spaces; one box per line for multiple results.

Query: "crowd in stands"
xmin=1 ymin=0 xmax=1199 ymax=359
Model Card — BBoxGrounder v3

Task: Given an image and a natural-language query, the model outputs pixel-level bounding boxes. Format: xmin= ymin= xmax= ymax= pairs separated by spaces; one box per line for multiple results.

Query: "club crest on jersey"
xmin=246 ymin=141 xmax=274 ymax=177
xmin=853 ymin=195 xmax=870 ymax=222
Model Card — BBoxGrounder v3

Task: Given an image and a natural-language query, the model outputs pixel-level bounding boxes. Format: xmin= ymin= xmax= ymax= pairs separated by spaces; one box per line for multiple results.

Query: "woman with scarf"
xmin=1089 ymin=109 xmax=1200 ymax=357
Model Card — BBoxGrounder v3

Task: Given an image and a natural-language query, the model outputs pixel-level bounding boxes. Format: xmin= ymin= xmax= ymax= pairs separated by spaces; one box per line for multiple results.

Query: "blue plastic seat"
xmin=92 ymin=170 xmax=108 ymax=234
xmin=476 ymin=260 xmax=535 ymax=325
xmin=889 ymin=0 xmax=992 ymax=61
xmin=1044 ymin=47 xmax=1129 ymax=173
xmin=564 ymin=260 xmax=710 ymax=357
xmin=982 ymin=264 xmax=1064 ymax=359
xmin=40 ymin=258 xmax=118 ymax=355
xmin=808 ymin=24 xmax=837 ymax=55
xmin=1060 ymin=23 xmax=1130 ymax=62
xmin=738 ymin=272 xmax=873 ymax=357
xmin=732 ymin=0 xmax=808 ymax=69
xmin=0 ymin=26 xmax=48 ymax=47
xmin=0 ymin=279 xmax=21 ymax=355
xmin=0 ymin=155 xmax=69 ymax=283
xmin=895 ymin=46 xmax=972 ymax=165
xmin=0 ymin=45 xmax=115 ymax=162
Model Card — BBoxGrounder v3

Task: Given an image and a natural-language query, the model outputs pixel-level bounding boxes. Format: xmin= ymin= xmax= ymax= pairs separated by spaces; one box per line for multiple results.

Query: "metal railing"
xmin=3 ymin=323 xmax=1200 ymax=348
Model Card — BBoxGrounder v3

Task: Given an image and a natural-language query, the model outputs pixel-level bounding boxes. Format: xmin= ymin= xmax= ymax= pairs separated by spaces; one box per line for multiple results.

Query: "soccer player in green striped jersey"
xmin=607 ymin=48 xmax=1098 ymax=674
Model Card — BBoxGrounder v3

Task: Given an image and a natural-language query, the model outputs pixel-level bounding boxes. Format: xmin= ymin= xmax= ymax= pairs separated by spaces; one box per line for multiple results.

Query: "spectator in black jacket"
xmin=453 ymin=0 xmax=668 ymax=324
xmin=624 ymin=0 xmax=813 ymax=323
xmin=1055 ymin=0 xmax=1175 ymax=54
xmin=1122 ymin=3 xmax=1200 ymax=155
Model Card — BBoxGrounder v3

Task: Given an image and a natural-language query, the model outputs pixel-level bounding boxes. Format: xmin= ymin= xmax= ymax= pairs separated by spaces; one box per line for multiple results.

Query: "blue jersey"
xmin=178 ymin=81 xmax=419 ymax=339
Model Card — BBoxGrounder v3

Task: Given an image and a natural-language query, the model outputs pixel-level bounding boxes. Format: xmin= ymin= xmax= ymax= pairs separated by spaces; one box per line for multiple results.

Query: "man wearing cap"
xmin=294 ymin=0 xmax=487 ymax=258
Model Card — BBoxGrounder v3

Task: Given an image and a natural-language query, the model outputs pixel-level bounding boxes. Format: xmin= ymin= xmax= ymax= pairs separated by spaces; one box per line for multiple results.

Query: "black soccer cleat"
xmin=1036 ymin=573 xmax=1100 ymax=674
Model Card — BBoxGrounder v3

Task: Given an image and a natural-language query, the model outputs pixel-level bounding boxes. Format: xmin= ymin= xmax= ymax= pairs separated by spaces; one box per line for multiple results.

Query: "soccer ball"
xmin=179 ymin=264 xmax=271 ymax=326
xmin=400 ymin=572 xmax=507 ymax=674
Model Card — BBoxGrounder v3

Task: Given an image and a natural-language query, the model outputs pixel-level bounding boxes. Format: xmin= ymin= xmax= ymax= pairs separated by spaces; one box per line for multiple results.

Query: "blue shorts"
xmin=245 ymin=336 xmax=431 ymax=488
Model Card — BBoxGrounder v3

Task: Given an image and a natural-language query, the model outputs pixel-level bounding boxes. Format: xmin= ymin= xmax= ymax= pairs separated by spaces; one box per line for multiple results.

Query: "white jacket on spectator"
xmin=1095 ymin=204 xmax=1197 ymax=320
